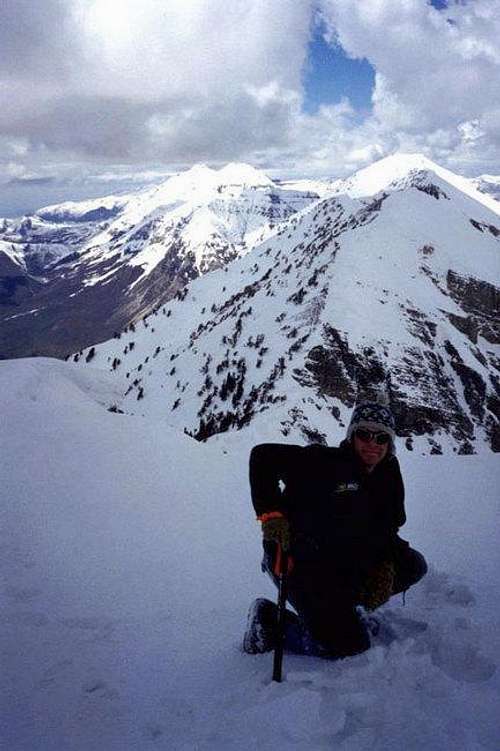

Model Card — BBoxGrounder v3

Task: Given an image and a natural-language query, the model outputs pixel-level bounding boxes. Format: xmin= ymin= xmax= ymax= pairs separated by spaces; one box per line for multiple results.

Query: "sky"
xmin=1 ymin=0 xmax=500 ymax=216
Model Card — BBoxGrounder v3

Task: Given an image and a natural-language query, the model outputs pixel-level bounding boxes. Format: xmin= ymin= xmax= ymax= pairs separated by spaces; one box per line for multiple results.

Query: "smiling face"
xmin=353 ymin=430 xmax=390 ymax=471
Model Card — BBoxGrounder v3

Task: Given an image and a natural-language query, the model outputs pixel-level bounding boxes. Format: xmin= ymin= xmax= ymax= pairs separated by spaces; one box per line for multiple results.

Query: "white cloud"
xmin=1 ymin=0 xmax=313 ymax=163
xmin=1 ymin=0 xmax=499 ymax=203
xmin=1 ymin=137 xmax=30 ymax=158
xmin=318 ymin=0 xmax=500 ymax=170
xmin=75 ymin=0 xmax=313 ymax=99
xmin=5 ymin=161 xmax=29 ymax=179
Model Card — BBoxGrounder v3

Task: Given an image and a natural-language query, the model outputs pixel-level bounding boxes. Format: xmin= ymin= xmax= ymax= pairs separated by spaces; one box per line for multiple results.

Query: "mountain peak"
xmin=216 ymin=162 xmax=274 ymax=187
xmin=371 ymin=152 xmax=439 ymax=172
xmin=339 ymin=152 xmax=445 ymax=197
xmin=154 ymin=164 xmax=217 ymax=194
xmin=183 ymin=163 xmax=217 ymax=177
xmin=333 ymin=152 xmax=500 ymax=215
xmin=150 ymin=162 xmax=274 ymax=203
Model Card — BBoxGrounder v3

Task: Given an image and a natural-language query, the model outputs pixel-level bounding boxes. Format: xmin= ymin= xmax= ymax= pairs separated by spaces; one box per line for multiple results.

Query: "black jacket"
xmin=249 ymin=441 xmax=407 ymax=573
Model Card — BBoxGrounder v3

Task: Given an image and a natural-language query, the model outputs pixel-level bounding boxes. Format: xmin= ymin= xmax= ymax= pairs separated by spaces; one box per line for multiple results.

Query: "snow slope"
xmin=331 ymin=153 xmax=500 ymax=217
xmin=2 ymin=358 xmax=499 ymax=750
xmin=74 ymin=164 xmax=500 ymax=453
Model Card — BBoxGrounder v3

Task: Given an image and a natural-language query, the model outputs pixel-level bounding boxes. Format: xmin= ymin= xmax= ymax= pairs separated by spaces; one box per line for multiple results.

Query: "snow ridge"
xmin=331 ymin=153 xmax=500 ymax=216
xmin=73 ymin=164 xmax=500 ymax=454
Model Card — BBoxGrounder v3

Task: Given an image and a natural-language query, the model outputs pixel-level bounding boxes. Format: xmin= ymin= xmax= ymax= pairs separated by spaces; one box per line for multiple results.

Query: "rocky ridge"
xmin=71 ymin=156 xmax=500 ymax=453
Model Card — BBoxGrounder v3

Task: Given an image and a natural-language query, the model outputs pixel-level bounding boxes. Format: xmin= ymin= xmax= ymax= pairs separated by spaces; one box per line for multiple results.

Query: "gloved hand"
xmin=260 ymin=513 xmax=290 ymax=552
xmin=359 ymin=560 xmax=396 ymax=612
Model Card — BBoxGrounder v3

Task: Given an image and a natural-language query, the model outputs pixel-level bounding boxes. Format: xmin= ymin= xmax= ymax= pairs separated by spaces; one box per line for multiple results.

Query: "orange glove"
xmin=258 ymin=512 xmax=290 ymax=552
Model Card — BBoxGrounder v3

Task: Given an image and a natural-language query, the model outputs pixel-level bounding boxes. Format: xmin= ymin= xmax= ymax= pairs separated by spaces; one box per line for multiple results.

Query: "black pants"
xmin=392 ymin=547 xmax=428 ymax=594
xmin=263 ymin=544 xmax=427 ymax=657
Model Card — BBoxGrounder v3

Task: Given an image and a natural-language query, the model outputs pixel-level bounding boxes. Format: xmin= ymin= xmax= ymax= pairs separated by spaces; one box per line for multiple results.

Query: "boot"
xmin=243 ymin=598 xmax=278 ymax=654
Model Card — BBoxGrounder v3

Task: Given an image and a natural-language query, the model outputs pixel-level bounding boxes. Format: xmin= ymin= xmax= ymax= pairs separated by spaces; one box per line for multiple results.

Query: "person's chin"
xmin=363 ymin=453 xmax=381 ymax=465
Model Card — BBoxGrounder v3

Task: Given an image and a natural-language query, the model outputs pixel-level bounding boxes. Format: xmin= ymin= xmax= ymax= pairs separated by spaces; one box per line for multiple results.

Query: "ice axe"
xmin=272 ymin=546 xmax=289 ymax=682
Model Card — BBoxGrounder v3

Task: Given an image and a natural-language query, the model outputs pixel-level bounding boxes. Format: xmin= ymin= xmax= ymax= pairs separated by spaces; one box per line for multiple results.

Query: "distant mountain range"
xmin=471 ymin=175 xmax=500 ymax=203
xmin=0 ymin=163 xmax=318 ymax=358
xmin=60 ymin=153 xmax=499 ymax=454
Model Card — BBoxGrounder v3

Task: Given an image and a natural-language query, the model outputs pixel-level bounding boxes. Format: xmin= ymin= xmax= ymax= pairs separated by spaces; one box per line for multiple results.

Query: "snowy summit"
xmin=330 ymin=153 xmax=500 ymax=215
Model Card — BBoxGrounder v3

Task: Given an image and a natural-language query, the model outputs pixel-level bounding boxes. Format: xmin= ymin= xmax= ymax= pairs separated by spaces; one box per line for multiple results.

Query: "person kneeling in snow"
xmin=244 ymin=398 xmax=427 ymax=658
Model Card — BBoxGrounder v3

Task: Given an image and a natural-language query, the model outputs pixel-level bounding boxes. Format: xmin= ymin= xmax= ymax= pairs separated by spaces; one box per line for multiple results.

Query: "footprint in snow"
xmin=367 ymin=609 xmax=428 ymax=647
xmin=390 ymin=568 xmax=495 ymax=684
xmin=420 ymin=569 xmax=476 ymax=607
xmin=430 ymin=632 xmax=496 ymax=683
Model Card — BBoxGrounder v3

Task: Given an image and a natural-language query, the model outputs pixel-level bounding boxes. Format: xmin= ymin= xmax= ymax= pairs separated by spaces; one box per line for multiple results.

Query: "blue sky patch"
xmin=302 ymin=24 xmax=375 ymax=116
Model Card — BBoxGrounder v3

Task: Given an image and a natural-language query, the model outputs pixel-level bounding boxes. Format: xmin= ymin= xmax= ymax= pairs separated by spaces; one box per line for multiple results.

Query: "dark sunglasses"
xmin=354 ymin=428 xmax=391 ymax=445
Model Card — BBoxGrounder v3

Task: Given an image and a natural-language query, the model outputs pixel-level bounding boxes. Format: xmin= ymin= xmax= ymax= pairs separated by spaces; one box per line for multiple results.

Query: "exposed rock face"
xmin=0 ymin=241 xmax=207 ymax=359
xmin=446 ymin=271 xmax=500 ymax=344
xmin=409 ymin=174 xmax=450 ymax=201
xmin=485 ymin=393 xmax=500 ymax=452
xmin=444 ymin=312 xmax=480 ymax=344
xmin=299 ymin=326 xmax=383 ymax=408
xmin=0 ymin=251 xmax=44 ymax=307
xmin=299 ymin=326 xmax=479 ymax=451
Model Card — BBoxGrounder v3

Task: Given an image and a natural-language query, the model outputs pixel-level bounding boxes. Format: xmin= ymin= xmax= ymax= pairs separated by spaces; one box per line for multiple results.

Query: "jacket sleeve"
xmin=249 ymin=443 xmax=304 ymax=518
xmin=392 ymin=458 xmax=406 ymax=530
xmin=371 ymin=459 xmax=407 ymax=562
xmin=383 ymin=458 xmax=408 ymax=559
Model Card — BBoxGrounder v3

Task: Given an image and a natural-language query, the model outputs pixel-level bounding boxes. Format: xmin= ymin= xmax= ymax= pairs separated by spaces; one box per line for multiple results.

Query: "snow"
xmin=18 ymin=163 xmax=281 ymax=287
xmin=2 ymin=357 xmax=499 ymax=750
xmin=332 ymin=153 xmax=500 ymax=217
xmin=35 ymin=194 xmax=130 ymax=222
xmin=217 ymin=163 xmax=275 ymax=188
xmin=68 ymin=164 xmax=314 ymax=288
xmin=6 ymin=154 xmax=496 ymax=316
xmin=3 ymin=307 xmax=43 ymax=321
xmin=0 ymin=240 xmax=27 ymax=269
xmin=277 ymin=178 xmax=332 ymax=198
xmin=327 ymin=187 xmax=499 ymax=347
xmin=72 ymin=170 xmax=499 ymax=453
xmin=134 ymin=163 xmax=274 ymax=209
xmin=471 ymin=176 xmax=500 ymax=203
xmin=476 ymin=175 xmax=500 ymax=185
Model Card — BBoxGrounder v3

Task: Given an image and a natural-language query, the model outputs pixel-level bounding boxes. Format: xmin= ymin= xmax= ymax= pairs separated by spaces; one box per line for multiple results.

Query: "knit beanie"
xmin=346 ymin=399 xmax=396 ymax=452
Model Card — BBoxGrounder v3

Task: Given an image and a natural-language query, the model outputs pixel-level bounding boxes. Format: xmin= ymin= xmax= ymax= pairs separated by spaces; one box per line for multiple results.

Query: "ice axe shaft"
xmin=272 ymin=547 xmax=289 ymax=682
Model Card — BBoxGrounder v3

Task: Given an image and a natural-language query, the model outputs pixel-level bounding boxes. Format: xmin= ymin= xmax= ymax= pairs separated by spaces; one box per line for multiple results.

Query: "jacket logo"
xmin=334 ymin=481 xmax=360 ymax=493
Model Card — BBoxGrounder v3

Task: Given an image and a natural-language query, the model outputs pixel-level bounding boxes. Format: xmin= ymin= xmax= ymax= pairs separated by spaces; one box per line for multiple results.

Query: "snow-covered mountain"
xmin=0 ymin=164 xmax=317 ymax=358
xmin=329 ymin=153 xmax=500 ymax=213
xmin=276 ymin=177 xmax=337 ymax=198
xmin=471 ymin=174 xmax=500 ymax=203
xmin=72 ymin=154 xmax=500 ymax=454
